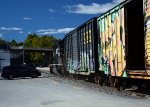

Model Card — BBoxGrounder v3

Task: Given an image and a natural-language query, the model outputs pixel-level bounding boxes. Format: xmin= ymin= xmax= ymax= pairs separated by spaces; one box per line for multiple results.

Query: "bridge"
xmin=11 ymin=47 xmax=53 ymax=52
xmin=10 ymin=47 xmax=53 ymax=67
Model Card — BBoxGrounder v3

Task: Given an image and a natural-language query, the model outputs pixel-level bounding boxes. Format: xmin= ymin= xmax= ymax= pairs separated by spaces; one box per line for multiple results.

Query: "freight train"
xmin=50 ymin=0 xmax=150 ymax=90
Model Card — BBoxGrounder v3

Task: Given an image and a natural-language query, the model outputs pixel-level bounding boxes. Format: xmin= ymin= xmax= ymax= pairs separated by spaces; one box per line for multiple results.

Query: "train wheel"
xmin=97 ymin=76 xmax=100 ymax=85
xmin=73 ymin=74 xmax=77 ymax=79
xmin=103 ymin=79 xmax=108 ymax=86
xmin=69 ymin=74 xmax=74 ymax=79
xmin=100 ymin=77 xmax=109 ymax=86
xmin=114 ymin=78 xmax=126 ymax=91
xmin=121 ymin=80 xmax=127 ymax=90
xmin=114 ymin=78 xmax=120 ymax=90
xmin=94 ymin=75 xmax=103 ymax=86
xmin=97 ymin=76 xmax=103 ymax=86
xmin=94 ymin=76 xmax=98 ymax=84
xmin=108 ymin=76 xmax=115 ymax=87
xmin=74 ymin=74 xmax=79 ymax=80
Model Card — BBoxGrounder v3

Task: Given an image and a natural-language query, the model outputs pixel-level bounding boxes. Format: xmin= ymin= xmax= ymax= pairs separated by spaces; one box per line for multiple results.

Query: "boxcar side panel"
xmin=72 ymin=31 xmax=78 ymax=73
xmin=144 ymin=0 xmax=150 ymax=69
xmin=98 ymin=5 xmax=126 ymax=77
xmin=78 ymin=20 xmax=96 ymax=74
xmin=64 ymin=18 xmax=97 ymax=75
xmin=65 ymin=34 xmax=73 ymax=72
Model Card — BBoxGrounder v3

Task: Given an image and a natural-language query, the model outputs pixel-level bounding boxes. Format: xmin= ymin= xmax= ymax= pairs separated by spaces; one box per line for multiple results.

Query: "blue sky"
xmin=0 ymin=0 xmax=124 ymax=42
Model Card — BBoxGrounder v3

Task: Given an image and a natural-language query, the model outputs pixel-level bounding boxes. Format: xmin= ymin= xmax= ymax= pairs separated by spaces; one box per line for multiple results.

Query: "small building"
xmin=0 ymin=44 xmax=10 ymax=71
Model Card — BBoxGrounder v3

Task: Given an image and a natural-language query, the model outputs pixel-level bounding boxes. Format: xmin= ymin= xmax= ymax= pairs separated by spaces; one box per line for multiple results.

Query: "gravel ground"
xmin=0 ymin=70 xmax=150 ymax=107
xmin=38 ymin=67 xmax=150 ymax=99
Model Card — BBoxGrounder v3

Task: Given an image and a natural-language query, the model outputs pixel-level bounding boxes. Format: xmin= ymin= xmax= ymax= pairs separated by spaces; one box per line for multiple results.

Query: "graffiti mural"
xmin=63 ymin=18 xmax=97 ymax=75
xmin=144 ymin=0 xmax=150 ymax=69
xmin=64 ymin=24 xmax=95 ymax=74
xmin=78 ymin=25 xmax=95 ymax=73
xmin=98 ymin=6 xmax=126 ymax=77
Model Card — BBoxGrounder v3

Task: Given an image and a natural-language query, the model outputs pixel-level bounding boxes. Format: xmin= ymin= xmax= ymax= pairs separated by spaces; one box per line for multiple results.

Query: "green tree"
xmin=24 ymin=33 xmax=38 ymax=47
xmin=10 ymin=40 xmax=17 ymax=47
xmin=0 ymin=39 xmax=6 ymax=44
xmin=17 ymin=42 xmax=23 ymax=46
xmin=24 ymin=33 xmax=57 ymax=66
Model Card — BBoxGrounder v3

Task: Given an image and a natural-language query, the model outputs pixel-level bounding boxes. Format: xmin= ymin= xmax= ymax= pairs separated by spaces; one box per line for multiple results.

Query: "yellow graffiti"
xmin=145 ymin=0 xmax=150 ymax=68
xmin=84 ymin=30 xmax=92 ymax=44
xmin=99 ymin=7 xmax=126 ymax=77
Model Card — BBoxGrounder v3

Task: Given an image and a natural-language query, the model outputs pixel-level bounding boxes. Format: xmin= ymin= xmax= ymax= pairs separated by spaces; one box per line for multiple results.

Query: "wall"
xmin=0 ymin=50 xmax=10 ymax=70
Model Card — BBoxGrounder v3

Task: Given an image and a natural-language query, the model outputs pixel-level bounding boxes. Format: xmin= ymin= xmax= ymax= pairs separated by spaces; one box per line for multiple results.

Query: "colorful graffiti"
xmin=64 ymin=23 xmax=95 ymax=74
xmin=66 ymin=59 xmax=78 ymax=73
xmin=98 ymin=6 xmax=126 ymax=77
xmin=144 ymin=0 xmax=150 ymax=69
xmin=62 ymin=25 xmax=93 ymax=74
xmin=80 ymin=29 xmax=93 ymax=72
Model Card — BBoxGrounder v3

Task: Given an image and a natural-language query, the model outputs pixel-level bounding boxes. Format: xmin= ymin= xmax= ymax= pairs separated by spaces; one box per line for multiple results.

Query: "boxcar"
xmin=97 ymin=0 xmax=150 ymax=88
xmin=63 ymin=18 xmax=98 ymax=76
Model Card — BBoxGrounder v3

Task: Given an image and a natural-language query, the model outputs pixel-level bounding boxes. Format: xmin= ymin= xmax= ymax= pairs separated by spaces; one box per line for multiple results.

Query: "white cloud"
xmin=0 ymin=33 xmax=3 ymax=37
xmin=114 ymin=0 xmax=125 ymax=3
xmin=37 ymin=29 xmax=55 ymax=33
xmin=48 ymin=9 xmax=55 ymax=13
xmin=65 ymin=0 xmax=124 ymax=14
xmin=36 ymin=28 xmax=75 ymax=35
xmin=57 ymin=28 xmax=75 ymax=33
xmin=19 ymin=31 xmax=24 ymax=34
xmin=23 ymin=17 xmax=32 ymax=20
xmin=0 ymin=27 xmax=22 ymax=31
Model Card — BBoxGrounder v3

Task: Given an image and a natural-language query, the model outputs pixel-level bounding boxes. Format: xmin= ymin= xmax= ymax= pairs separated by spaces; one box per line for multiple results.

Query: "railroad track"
xmin=41 ymin=71 xmax=150 ymax=99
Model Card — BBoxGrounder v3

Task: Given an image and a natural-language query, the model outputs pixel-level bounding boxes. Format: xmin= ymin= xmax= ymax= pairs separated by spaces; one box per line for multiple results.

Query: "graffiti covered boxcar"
xmin=63 ymin=18 xmax=98 ymax=75
xmin=97 ymin=0 xmax=146 ymax=77
xmin=95 ymin=0 xmax=150 ymax=88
